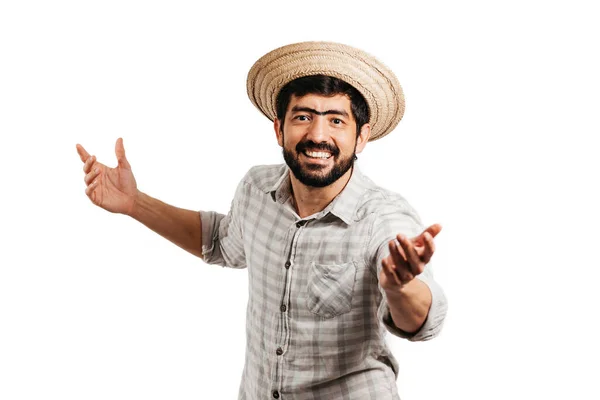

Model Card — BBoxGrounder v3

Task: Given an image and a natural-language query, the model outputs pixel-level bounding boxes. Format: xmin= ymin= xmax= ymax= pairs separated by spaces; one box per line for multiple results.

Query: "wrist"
xmin=127 ymin=190 xmax=144 ymax=218
xmin=384 ymin=278 xmax=418 ymax=299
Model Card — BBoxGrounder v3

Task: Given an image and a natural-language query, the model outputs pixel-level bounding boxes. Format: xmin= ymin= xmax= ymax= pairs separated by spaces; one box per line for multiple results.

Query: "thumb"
xmin=411 ymin=223 xmax=442 ymax=245
xmin=115 ymin=137 xmax=131 ymax=169
xmin=424 ymin=223 xmax=442 ymax=239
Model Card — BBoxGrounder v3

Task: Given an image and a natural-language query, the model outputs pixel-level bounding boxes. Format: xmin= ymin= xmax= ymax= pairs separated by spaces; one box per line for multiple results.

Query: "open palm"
xmin=76 ymin=138 xmax=138 ymax=215
xmin=380 ymin=224 xmax=442 ymax=291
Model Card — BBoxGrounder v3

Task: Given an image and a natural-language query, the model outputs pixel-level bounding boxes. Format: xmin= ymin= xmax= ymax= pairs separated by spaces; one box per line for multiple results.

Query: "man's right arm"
xmin=77 ymin=139 xmax=204 ymax=259
xmin=128 ymin=191 xmax=203 ymax=259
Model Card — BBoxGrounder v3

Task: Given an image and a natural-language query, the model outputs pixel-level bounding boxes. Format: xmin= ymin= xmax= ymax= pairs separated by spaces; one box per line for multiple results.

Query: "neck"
xmin=290 ymin=167 xmax=354 ymax=218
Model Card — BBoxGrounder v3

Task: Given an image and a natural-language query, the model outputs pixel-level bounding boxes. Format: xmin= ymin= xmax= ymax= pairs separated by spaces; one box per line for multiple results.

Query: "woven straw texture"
xmin=247 ymin=41 xmax=405 ymax=141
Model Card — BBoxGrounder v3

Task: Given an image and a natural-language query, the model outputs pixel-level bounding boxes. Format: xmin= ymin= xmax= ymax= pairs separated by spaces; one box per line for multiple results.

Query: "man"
xmin=76 ymin=41 xmax=447 ymax=400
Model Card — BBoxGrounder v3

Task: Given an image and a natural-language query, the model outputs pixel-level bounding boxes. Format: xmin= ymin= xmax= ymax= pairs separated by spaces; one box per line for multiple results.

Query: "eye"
xmin=295 ymin=115 xmax=310 ymax=121
xmin=332 ymin=118 xmax=343 ymax=125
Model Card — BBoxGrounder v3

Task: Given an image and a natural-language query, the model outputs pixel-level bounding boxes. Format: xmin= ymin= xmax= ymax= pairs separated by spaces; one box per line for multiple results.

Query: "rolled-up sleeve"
xmin=370 ymin=206 xmax=448 ymax=342
xmin=199 ymin=180 xmax=247 ymax=269
xmin=379 ymin=262 xmax=447 ymax=341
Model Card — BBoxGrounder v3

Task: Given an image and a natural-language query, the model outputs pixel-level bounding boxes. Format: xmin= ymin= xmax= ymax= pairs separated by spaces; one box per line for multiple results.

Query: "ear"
xmin=274 ymin=118 xmax=284 ymax=147
xmin=355 ymin=123 xmax=371 ymax=154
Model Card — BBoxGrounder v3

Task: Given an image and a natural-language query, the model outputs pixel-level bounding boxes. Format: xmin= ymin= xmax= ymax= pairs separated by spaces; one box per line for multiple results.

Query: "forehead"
xmin=287 ymin=93 xmax=352 ymax=114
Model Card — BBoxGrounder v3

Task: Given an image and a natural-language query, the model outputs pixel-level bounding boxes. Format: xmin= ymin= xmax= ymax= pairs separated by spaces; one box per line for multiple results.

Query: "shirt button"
xmin=280 ymin=304 xmax=287 ymax=312
xmin=272 ymin=391 xmax=280 ymax=399
xmin=276 ymin=347 xmax=283 ymax=356
xmin=296 ymin=220 xmax=306 ymax=228
xmin=285 ymin=261 xmax=291 ymax=269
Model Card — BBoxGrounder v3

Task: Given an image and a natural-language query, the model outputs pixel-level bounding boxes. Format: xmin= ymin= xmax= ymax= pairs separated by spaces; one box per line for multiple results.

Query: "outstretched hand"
xmin=380 ymin=224 xmax=442 ymax=292
xmin=76 ymin=138 xmax=138 ymax=215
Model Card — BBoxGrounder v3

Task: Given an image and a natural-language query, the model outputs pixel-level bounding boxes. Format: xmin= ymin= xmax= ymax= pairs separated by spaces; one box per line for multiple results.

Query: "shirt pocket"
xmin=306 ymin=260 xmax=357 ymax=319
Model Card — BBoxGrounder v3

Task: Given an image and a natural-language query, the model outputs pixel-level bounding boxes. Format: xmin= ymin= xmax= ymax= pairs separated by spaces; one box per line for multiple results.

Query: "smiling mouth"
xmin=302 ymin=150 xmax=332 ymax=160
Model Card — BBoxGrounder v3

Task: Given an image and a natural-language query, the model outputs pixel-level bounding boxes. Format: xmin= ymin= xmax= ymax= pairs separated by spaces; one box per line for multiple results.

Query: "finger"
xmin=388 ymin=239 xmax=407 ymax=269
xmin=84 ymin=167 xmax=100 ymax=185
xmin=411 ymin=223 xmax=443 ymax=247
xmin=398 ymin=234 xmax=424 ymax=276
xmin=76 ymin=144 xmax=91 ymax=163
xmin=83 ymin=155 xmax=96 ymax=174
xmin=387 ymin=240 xmax=414 ymax=282
xmin=413 ymin=230 xmax=435 ymax=261
xmin=85 ymin=179 xmax=96 ymax=195
xmin=85 ymin=179 xmax=99 ymax=204
xmin=420 ymin=231 xmax=436 ymax=264
xmin=115 ymin=138 xmax=131 ymax=169
xmin=381 ymin=257 xmax=404 ymax=286
xmin=388 ymin=240 xmax=414 ymax=281
xmin=424 ymin=223 xmax=442 ymax=239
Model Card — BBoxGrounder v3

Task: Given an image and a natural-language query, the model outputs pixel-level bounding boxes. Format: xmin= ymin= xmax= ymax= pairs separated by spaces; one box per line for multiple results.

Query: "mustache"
xmin=296 ymin=140 xmax=339 ymax=156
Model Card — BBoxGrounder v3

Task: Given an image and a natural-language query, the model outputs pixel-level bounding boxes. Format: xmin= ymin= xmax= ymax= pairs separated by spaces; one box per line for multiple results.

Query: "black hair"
xmin=275 ymin=75 xmax=370 ymax=137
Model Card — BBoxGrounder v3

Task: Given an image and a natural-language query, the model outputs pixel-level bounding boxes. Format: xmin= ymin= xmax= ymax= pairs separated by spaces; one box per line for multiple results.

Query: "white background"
xmin=1 ymin=1 xmax=599 ymax=399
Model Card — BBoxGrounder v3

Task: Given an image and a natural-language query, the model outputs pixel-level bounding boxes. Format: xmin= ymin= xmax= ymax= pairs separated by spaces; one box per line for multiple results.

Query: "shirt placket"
xmin=271 ymin=218 xmax=309 ymax=400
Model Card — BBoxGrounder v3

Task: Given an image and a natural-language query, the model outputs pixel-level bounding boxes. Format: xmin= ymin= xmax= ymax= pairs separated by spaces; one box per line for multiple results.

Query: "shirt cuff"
xmin=199 ymin=210 xmax=220 ymax=263
xmin=382 ymin=274 xmax=448 ymax=342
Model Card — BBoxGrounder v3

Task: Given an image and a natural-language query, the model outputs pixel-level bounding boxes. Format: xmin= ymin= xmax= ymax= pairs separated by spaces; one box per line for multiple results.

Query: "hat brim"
xmin=246 ymin=41 xmax=405 ymax=141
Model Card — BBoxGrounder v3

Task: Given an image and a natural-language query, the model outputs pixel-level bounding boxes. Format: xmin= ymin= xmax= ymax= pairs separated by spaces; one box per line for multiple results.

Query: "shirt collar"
xmin=268 ymin=167 xmax=293 ymax=204
xmin=266 ymin=165 xmax=370 ymax=225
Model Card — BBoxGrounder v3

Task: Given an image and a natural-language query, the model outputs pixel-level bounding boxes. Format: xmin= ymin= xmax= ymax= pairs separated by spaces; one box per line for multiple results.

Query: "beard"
xmin=282 ymin=137 xmax=356 ymax=188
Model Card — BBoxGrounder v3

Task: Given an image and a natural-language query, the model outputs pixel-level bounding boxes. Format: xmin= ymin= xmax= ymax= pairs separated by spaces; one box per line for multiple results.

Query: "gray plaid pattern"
xmin=200 ymin=164 xmax=447 ymax=400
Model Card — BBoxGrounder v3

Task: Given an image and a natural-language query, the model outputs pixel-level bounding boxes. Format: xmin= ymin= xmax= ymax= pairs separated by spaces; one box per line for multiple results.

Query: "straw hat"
xmin=246 ymin=41 xmax=405 ymax=141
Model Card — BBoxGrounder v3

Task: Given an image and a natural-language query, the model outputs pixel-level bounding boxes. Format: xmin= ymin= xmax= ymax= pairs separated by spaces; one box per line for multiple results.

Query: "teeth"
xmin=305 ymin=151 xmax=331 ymax=159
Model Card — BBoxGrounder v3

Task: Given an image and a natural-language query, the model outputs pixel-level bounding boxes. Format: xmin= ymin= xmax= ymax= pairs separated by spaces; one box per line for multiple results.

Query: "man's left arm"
xmin=375 ymin=221 xmax=448 ymax=341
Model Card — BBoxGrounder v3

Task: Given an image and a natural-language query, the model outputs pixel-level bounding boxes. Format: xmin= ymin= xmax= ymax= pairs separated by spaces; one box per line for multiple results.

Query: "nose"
xmin=305 ymin=115 xmax=329 ymax=143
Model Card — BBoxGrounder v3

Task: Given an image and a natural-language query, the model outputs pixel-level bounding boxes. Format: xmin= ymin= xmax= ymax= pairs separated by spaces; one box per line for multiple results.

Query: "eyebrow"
xmin=291 ymin=106 xmax=349 ymax=118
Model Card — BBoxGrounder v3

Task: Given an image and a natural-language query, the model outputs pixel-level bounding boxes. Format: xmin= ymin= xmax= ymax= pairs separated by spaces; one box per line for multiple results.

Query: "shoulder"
xmin=355 ymin=174 xmax=422 ymax=227
xmin=238 ymin=163 xmax=287 ymax=193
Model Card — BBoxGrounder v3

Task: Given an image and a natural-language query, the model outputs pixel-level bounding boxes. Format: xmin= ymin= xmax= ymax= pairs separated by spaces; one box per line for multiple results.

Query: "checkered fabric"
xmin=200 ymin=164 xmax=447 ymax=400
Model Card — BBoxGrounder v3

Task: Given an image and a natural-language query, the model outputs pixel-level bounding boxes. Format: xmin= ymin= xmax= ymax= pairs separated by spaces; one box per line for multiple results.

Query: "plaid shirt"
xmin=200 ymin=164 xmax=447 ymax=400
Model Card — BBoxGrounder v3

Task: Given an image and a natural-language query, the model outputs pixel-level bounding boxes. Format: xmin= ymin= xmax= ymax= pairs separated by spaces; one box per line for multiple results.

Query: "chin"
xmin=283 ymin=147 xmax=354 ymax=188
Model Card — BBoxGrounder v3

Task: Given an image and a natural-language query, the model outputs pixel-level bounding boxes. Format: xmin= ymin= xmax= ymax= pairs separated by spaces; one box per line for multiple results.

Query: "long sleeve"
xmin=199 ymin=179 xmax=247 ymax=269
xmin=370 ymin=204 xmax=448 ymax=341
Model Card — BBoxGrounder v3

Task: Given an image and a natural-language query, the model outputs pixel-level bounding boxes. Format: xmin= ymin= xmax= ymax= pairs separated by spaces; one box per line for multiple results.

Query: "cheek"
xmin=281 ymin=136 xmax=298 ymax=153
xmin=336 ymin=136 xmax=357 ymax=153
xmin=282 ymin=129 xmax=304 ymax=148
